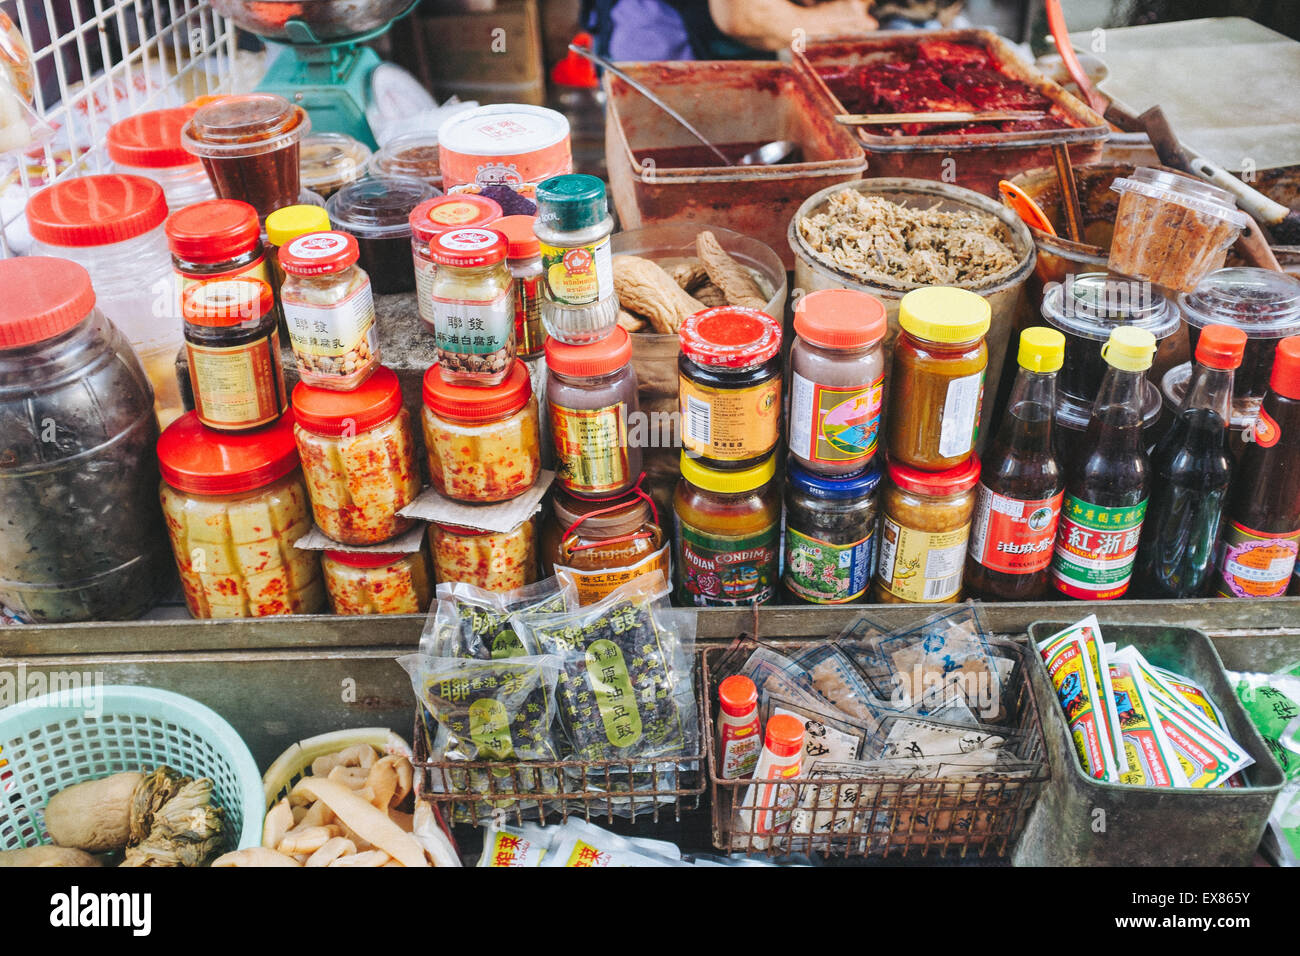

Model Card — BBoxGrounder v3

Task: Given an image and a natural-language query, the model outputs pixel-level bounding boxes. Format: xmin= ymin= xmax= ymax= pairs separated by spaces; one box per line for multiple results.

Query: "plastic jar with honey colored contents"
xmin=873 ymin=455 xmax=981 ymax=604
xmin=886 ymin=287 xmax=991 ymax=472
xmin=322 ymin=548 xmax=432 ymax=615
xmin=430 ymin=519 xmax=538 ymax=593
xmin=543 ymin=486 xmax=669 ymax=604
xmin=291 ymin=366 xmax=420 ymax=546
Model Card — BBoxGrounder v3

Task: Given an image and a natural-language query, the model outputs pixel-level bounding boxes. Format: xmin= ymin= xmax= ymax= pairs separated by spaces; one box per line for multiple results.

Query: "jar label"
xmin=788 ymin=371 xmax=883 ymax=465
xmin=432 ymin=287 xmax=514 ymax=357
xmin=175 ymin=257 xmax=271 ymax=307
xmin=968 ymin=485 xmax=1063 ymax=575
xmin=540 ymin=235 xmax=613 ymax=306
xmin=875 ymin=516 xmax=970 ymax=603
xmin=549 ymin=400 xmax=630 ymax=495
xmin=514 ymin=273 xmax=545 ymax=357
xmin=555 ymin=542 xmax=671 ymax=606
xmin=937 ymin=371 xmax=984 ymax=459
xmin=186 ymin=332 xmax=286 ymax=430
xmin=675 ymin=519 xmax=778 ymax=607
xmin=679 ymin=374 xmax=782 ymax=462
xmin=585 ymin=638 xmax=644 ymax=749
xmin=414 ymin=256 xmax=436 ymax=324
xmin=720 ymin=717 xmax=762 ymax=779
xmin=783 ymin=526 xmax=874 ymax=604
xmin=1051 ymin=496 xmax=1147 ymax=600
xmin=283 ymin=280 xmax=378 ymax=379
xmin=1214 ymin=521 xmax=1300 ymax=598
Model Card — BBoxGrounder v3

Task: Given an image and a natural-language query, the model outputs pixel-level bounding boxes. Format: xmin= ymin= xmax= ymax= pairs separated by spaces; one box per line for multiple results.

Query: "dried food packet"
xmin=739 ymin=646 xmax=818 ymax=701
xmin=1038 ymin=617 xmax=1126 ymax=779
xmin=421 ymin=577 xmax=577 ymax=660
xmin=767 ymin=690 xmax=872 ymax=767
xmin=788 ymin=643 xmax=889 ymax=729
xmin=540 ymin=817 xmax=686 ymax=867
xmin=868 ymin=713 xmax=1019 ymax=762
xmin=1106 ymin=653 xmax=1184 ymax=787
xmin=478 ymin=820 xmax=556 ymax=867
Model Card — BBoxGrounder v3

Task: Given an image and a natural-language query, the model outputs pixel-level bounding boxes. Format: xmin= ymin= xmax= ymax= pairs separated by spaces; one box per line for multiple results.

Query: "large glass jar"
xmin=887 ymin=287 xmax=991 ymax=472
xmin=430 ymin=226 xmax=516 ymax=386
xmin=158 ymin=411 xmax=324 ymax=618
xmin=783 ymin=460 xmax=881 ymax=605
xmin=107 ymin=106 xmax=216 ymax=210
xmin=322 ymin=548 xmax=432 ymax=615
xmin=422 ymin=359 xmax=540 ymax=503
xmin=542 ymin=486 xmax=668 ymax=604
xmin=0 ymin=258 xmax=172 ymax=622
xmin=430 ymin=519 xmax=538 ymax=593
xmin=291 ymin=366 xmax=420 ymax=546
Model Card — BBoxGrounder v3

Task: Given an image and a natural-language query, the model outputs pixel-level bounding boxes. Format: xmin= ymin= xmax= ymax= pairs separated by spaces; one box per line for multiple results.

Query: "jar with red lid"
xmin=291 ymin=366 xmax=420 ymax=546
xmin=0 ymin=257 xmax=172 ymax=623
xmin=542 ymin=486 xmax=668 ymax=604
xmin=421 ymin=359 xmax=540 ymax=502
xmin=157 ymin=411 xmax=324 ymax=618
xmin=279 ymin=230 xmax=381 ymax=390
xmin=181 ymin=278 xmax=287 ymax=432
xmin=546 ymin=325 xmax=642 ymax=497
xmin=26 ymin=173 xmax=184 ymax=428
xmin=322 ymin=547 xmax=432 ymax=615
xmin=430 ymin=226 xmax=516 ymax=386
xmin=107 ymin=107 xmax=215 ymax=210
xmin=166 ymin=198 xmax=273 ymax=305
xmin=429 ymin=518 xmax=538 ymax=593
xmin=872 ymin=455 xmax=981 ymax=604
xmin=409 ymin=194 xmax=502 ymax=330
xmin=496 ymin=214 xmax=545 ymax=358
xmin=678 ymin=307 xmax=782 ymax=469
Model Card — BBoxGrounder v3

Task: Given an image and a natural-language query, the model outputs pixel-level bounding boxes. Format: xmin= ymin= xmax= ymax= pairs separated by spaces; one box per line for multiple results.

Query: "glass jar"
xmin=545 ymin=325 xmax=642 ymax=497
xmin=157 ymin=411 xmax=323 ymax=618
xmin=181 ymin=278 xmax=287 ymax=432
xmin=0 ymin=257 xmax=172 ymax=622
xmin=264 ymin=204 xmax=331 ymax=301
xmin=299 ymin=132 xmax=372 ymax=199
xmin=872 ymin=456 xmax=981 ymax=604
xmin=543 ymin=486 xmax=669 ymax=604
xmin=409 ymin=194 xmax=503 ymax=330
xmin=370 ymin=130 xmax=444 ymax=191
xmin=430 ymin=518 xmax=538 ymax=593
xmin=673 ymin=452 xmax=780 ymax=607
xmin=291 ymin=366 xmax=420 ymax=546
xmin=279 ymin=230 xmax=381 ymax=390
xmin=326 ymin=174 xmax=435 ymax=294
xmin=107 ymin=106 xmax=215 ymax=210
xmin=534 ymin=173 xmax=618 ymax=345
xmin=788 ymin=288 xmax=887 ymax=476
xmin=166 ymin=198 xmax=273 ymax=301
xmin=322 ymin=547 xmax=432 ymax=615
xmin=422 ymin=359 xmax=540 ymax=502
xmin=26 ymin=173 xmax=185 ymax=429
xmin=783 ymin=460 xmax=881 ymax=605
xmin=678 ymin=307 xmax=782 ymax=469
xmin=496 ymin=214 xmax=546 ymax=359
xmin=430 ymin=227 xmax=516 ymax=386
xmin=887 ymin=287 xmax=991 ymax=472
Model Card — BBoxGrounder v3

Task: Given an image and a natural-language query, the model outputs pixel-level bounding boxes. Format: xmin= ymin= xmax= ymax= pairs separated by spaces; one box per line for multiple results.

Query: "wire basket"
xmin=703 ymin=642 xmax=1050 ymax=860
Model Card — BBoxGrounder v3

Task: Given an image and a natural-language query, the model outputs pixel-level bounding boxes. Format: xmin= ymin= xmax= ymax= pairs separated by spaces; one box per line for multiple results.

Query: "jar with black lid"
xmin=782 ymin=459 xmax=881 ymax=605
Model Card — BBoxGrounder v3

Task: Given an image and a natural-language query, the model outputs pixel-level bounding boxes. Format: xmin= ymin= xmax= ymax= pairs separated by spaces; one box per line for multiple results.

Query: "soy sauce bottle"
xmin=1050 ymin=326 xmax=1156 ymax=600
xmin=965 ymin=328 xmax=1065 ymax=601
xmin=1134 ymin=325 xmax=1244 ymax=598
xmin=1215 ymin=336 xmax=1300 ymax=598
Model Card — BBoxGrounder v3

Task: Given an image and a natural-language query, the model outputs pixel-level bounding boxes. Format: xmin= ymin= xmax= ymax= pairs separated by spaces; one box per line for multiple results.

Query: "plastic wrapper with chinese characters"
xmin=420 ymin=577 xmax=577 ymax=660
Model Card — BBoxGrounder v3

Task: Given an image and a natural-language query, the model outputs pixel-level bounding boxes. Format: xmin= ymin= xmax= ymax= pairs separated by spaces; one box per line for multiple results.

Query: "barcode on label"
xmin=924 ymin=574 xmax=962 ymax=601
xmin=686 ymin=395 xmax=711 ymax=444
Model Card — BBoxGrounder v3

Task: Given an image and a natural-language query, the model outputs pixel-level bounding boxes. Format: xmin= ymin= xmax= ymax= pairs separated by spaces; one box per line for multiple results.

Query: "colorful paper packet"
xmin=1107 ymin=654 xmax=1184 ymax=787
xmin=1039 ymin=622 xmax=1120 ymax=781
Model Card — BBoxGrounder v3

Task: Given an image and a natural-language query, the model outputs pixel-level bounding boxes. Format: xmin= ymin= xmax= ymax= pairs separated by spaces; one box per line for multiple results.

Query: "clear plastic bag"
xmin=420 ymin=577 xmax=577 ymax=660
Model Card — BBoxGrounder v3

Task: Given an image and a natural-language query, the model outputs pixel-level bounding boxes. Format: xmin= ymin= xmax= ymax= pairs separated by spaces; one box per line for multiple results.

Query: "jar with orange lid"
xmin=165 ymin=198 xmax=271 ymax=299
xmin=788 ymin=288 xmax=887 ymax=476
xmin=157 ymin=411 xmax=324 ymax=618
xmin=410 ymin=194 xmax=502 ymax=331
xmin=542 ymin=486 xmax=669 ymax=604
xmin=107 ymin=106 xmax=216 ymax=210
xmin=430 ymin=519 xmax=538 ymax=593
xmin=495 ymin=214 xmax=546 ymax=359
xmin=422 ymin=359 xmax=541 ymax=503
xmin=886 ymin=287 xmax=991 ymax=472
xmin=872 ymin=455 xmax=981 ymax=604
xmin=430 ymin=226 xmax=516 ymax=386
xmin=322 ymin=547 xmax=433 ymax=615
xmin=291 ymin=366 xmax=420 ymax=546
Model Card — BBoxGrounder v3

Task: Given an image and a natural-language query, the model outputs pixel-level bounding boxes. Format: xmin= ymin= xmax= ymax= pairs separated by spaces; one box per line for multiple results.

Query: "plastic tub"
xmin=604 ymin=60 xmax=867 ymax=270
xmin=106 ymin=106 xmax=216 ymax=210
xmin=369 ymin=130 xmax=443 ymax=191
xmin=298 ymin=132 xmax=372 ymax=199
xmin=326 ymin=175 xmax=436 ymax=294
xmin=437 ymin=104 xmax=572 ymax=193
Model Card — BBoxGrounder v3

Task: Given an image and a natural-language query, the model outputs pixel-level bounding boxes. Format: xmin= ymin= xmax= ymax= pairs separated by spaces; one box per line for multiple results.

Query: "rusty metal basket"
xmin=703 ymin=641 xmax=1050 ymax=859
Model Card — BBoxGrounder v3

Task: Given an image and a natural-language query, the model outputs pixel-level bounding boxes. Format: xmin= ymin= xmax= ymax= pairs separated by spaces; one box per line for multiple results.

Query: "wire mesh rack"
xmin=0 ymin=0 xmax=237 ymax=256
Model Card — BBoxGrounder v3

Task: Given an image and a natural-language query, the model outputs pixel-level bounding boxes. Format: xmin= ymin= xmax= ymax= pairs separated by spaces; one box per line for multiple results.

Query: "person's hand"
xmin=801 ymin=0 xmax=878 ymax=36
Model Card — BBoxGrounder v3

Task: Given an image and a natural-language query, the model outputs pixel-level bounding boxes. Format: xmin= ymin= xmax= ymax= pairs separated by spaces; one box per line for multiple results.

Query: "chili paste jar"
xmin=782 ymin=459 xmax=881 ymax=605
xmin=674 ymin=452 xmax=780 ymax=607
xmin=543 ymin=486 xmax=669 ymax=604
xmin=430 ymin=519 xmax=538 ymax=593
xmin=679 ymin=306 xmax=782 ymax=469
xmin=322 ymin=547 xmax=432 ymax=615
xmin=166 ymin=198 xmax=272 ymax=301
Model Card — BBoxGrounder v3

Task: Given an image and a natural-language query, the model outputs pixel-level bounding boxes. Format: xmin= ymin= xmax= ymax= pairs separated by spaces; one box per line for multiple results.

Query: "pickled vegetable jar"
xmin=291 ymin=366 xmax=420 ymax=546
xmin=783 ymin=460 xmax=880 ymax=605
xmin=543 ymin=486 xmax=668 ymax=604
xmin=430 ymin=519 xmax=538 ymax=593
xmin=322 ymin=548 xmax=432 ymax=615
xmin=422 ymin=359 xmax=540 ymax=503
xmin=0 ymin=258 xmax=172 ymax=622
xmin=157 ymin=411 xmax=324 ymax=618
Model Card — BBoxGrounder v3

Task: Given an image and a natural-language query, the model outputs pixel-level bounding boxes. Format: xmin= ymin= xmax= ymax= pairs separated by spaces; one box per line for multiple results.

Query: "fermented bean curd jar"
xmin=410 ymin=194 xmax=503 ymax=331
xmin=788 ymin=289 xmax=887 ymax=476
xmin=872 ymin=456 xmax=981 ymax=604
xmin=421 ymin=359 xmax=541 ymax=503
xmin=886 ymin=287 xmax=991 ymax=472
xmin=430 ymin=227 xmax=516 ymax=386
xmin=430 ymin=519 xmax=539 ymax=593
xmin=291 ymin=367 xmax=420 ymax=546
xmin=157 ymin=411 xmax=324 ymax=618
xmin=322 ymin=548 xmax=432 ymax=615
xmin=782 ymin=460 xmax=881 ymax=605
xmin=674 ymin=453 xmax=780 ymax=607
xmin=543 ymin=486 xmax=669 ymax=604
xmin=678 ymin=307 xmax=782 ymax=469
xmin=546 ymin=326 xmax=641 ymax=497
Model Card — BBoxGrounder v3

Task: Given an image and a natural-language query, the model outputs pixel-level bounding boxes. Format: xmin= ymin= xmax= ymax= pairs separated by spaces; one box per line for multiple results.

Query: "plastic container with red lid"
xmin=432 ymin=227 xmax=509 ymax=268
xmin=107 ymin=107 xmax=215 ymax=210
xmin=321 ymin=547 xmax=432 ymax=615
xmin=678 ymin=307 xmax=783 ymax=469
xmin=157 ymin=410 xmax=299 ymax=495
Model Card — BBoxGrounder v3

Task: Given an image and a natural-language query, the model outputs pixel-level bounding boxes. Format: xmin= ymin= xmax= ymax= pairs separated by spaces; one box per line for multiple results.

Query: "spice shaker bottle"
xmin=738 ymin=713 xmax=804 ymax=846
xmin=718 ymin=675 xmax=762 ymax=780
xmin=534 ymin=173 xmax=618 ymax=345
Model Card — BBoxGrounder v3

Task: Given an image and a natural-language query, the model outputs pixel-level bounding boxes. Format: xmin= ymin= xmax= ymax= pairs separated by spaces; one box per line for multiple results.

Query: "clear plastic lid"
xmin=1040 ymin=272 xmax=1181 ymax=342
xmin=1180 ymin=267 xmax=1300 ymax=339
xmin=325 ymin=175 xmax=436 ymax=239
xmin=1111 ymin=167 xmax=1251 ymax=229
xmin=369 ymin=131 xmax=442 ymax=186
xmin=1161 ymin=363 xmax=1260 ymax=429
xmin=298 ymin=133 xmax=372 ymax=195
xmin=1056 ymin=378 xmax=1163 ymax=430
xmin=181 ymin=93 xmax=309 ymax=158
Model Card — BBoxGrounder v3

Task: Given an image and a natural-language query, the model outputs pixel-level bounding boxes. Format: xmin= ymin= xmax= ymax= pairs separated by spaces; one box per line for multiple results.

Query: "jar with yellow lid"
xmin=264 ymin=203 xmax=331 ymax=297
xmin=886 ymin=287 xmax=991 ymax=472
xmin=673 ymin=452 xmax=780 ymax=606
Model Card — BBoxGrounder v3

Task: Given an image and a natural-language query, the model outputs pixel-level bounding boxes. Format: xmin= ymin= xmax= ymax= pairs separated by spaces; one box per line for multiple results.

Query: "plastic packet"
xmin=477 ymin=820 xmax=556 ymax=867
xmin=1233 ymin=668 xmax=1300 ymax=782
xmin=788 ymin=643 xmax=890 ymax=728
xmin=767 ymin=690 xmax=872 ymax=766
xmin=420 ymin=577 xmax=576 ymax=660
xmin=1106 ymin=651 xmax=1184 ymax=787
xmin=1156 ymin=664 xmax=1230 ymax=730
xmin=540 ymin=817 xmax=686 ymax=867
xmin=867 ymin=713 xmax=1023 ymax=762
xmin=1038 ymin=617 xmax=1125 ymax=780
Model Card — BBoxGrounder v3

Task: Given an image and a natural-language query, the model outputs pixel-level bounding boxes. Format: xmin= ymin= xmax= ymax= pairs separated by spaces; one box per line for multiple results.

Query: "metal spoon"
xmin=568 ymin=44 xmax=798 ymax=167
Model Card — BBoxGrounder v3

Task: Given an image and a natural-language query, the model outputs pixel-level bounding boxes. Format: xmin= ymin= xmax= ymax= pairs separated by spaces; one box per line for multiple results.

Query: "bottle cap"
xmin=679 ymin=452 xmax=775 ymax=495
xmin=432 ymin=227 xmax=508 ymax=268
xmin=719 ymin=675 xmax=757 ymax=718
xmin=535 ymin=174 xmax=608 ymax=233
xmin=409 ymin=194 xmax=502 ymax=242
xmin=0 ymin=257 xmax=97 ymax=348
xmin=551 ymin=32 xmax=600 ymax=89
xmin=266 ymin=204 xmax=331 ymax=248
xmin=764 ymin=714 xmax=805 ymax=759
xmin=495 ymin=214 xmax=541 ymax=259
xmin=1100 ymin=326 xmax=1157 ymax=372
xmin=291 ymin=366 xmax=403 ymax=436
xmin=898 ymin=287 xmax=991 ymax=344
xmin=279 ymin=231 xmax=359 ymax=275
xmin=323 ymin=551 xmax=408 ymax=569
xmin=165 ymin=199 xmax=261 ymax=262
xmin=1018 ymin=326 xmax=1065 ymax=373
xmin=27 ymin=174 xmax=167 ymax=247
xmin=886 ymin=455 xmax=981 ymax=497
xmin=423 ymin=360 xmax=532 ymax=422
xmin=793 ymin=289 xmax=886 ymax=349
xmin=1271 ymin=337 xmax=1300 ymax=401
xmin=1194 ymin=324 xmax=1247 ymax=371
xmin=157 ymin=411 xmax=300 ymax=495
xmin=545 ymin=326 xmax=632 ymax=377
xmin=106 ymin=107 xmax=198 ymax=169
xmin=679 ymin=307 xmax=781 ymax=368
xmin=181 ymin=278 xmax=273 ymax=327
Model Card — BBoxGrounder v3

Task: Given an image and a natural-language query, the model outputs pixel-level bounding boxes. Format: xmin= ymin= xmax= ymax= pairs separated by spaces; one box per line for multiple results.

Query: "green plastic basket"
xmin=0 ymin=686 xmax=264 ymax=855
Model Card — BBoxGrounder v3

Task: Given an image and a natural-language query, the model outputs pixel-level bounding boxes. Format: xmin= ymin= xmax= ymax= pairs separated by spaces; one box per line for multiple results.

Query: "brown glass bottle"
xmin=965 ymin=329 xmax=1065 ymax=601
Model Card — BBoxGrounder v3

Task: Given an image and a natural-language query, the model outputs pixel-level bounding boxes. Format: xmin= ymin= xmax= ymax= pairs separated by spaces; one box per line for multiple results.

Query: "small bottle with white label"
xmin=737 ymin=713 xmax=804 ymax=847
xmin=717 ymin=675 xmax=762 ymax=779
xmin=533 ymin=174 xmax=618 ymax=345
xmin=430 ymin=227 xmax=517 ymax=388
